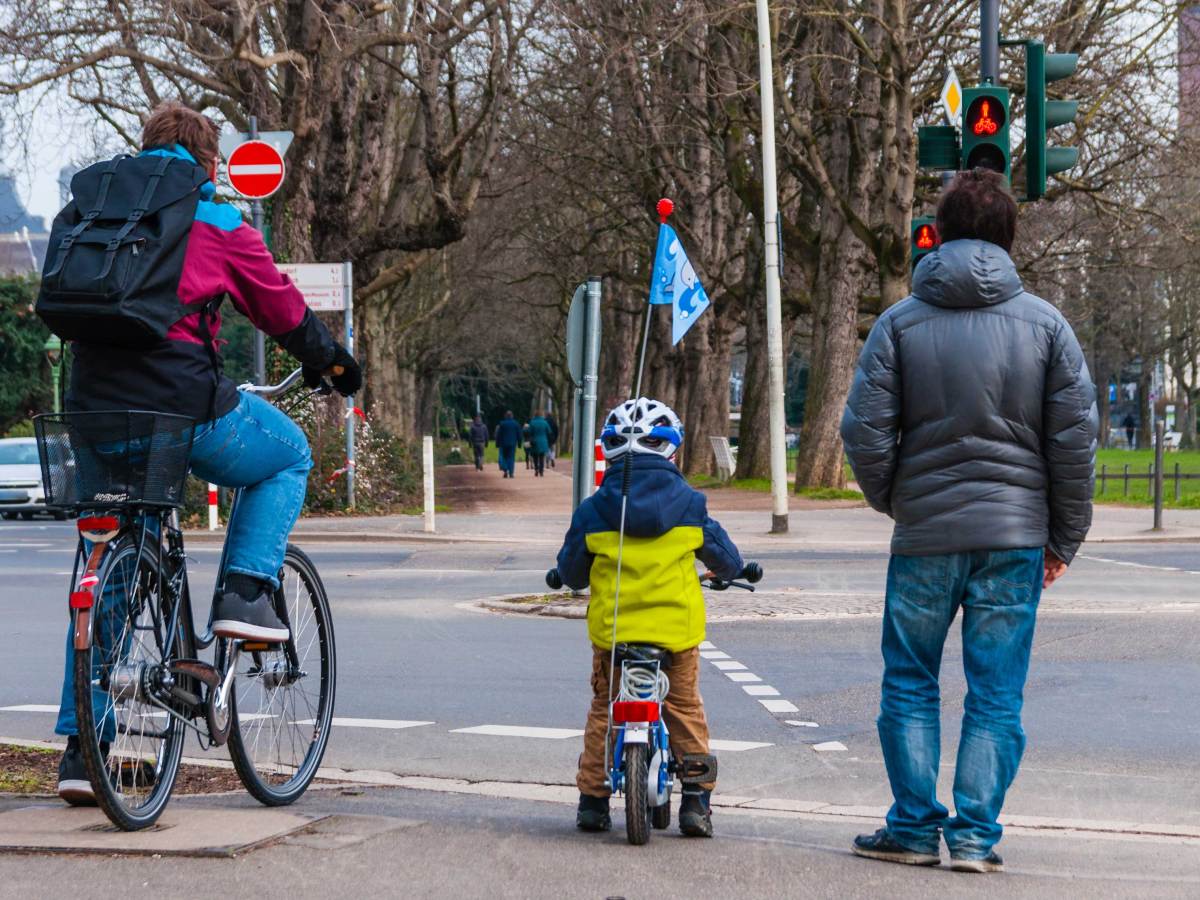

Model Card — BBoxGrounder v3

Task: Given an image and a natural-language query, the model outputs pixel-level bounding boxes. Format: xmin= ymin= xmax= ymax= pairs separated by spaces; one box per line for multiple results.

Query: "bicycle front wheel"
xmin=73 ymin=537 xmax=186 ymax=830
xmin=226 ymin=544 xmax=336 ymax=805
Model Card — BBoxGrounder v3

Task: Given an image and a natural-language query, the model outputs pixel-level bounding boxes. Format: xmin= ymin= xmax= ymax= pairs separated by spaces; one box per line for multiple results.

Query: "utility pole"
xmin=755 ymin=0 xmax=790 ymax=533
xmin=249 ymin=115 xmax=267 ymax=385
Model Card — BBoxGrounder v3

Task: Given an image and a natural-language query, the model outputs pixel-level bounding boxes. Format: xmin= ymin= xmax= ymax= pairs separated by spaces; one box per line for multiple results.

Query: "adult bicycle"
xmin=34 ymin=368 xmax=336 ymax=830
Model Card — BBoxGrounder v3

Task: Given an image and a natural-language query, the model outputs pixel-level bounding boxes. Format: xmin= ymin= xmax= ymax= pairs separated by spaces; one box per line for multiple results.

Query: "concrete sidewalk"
xmin=188 ymin=462 xmax=1200 ymax=548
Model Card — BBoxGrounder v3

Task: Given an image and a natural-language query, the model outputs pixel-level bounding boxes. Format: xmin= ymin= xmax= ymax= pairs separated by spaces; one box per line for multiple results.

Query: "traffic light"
xmin=961 ymin=86 xmax=1010 ymax=179
xmin=911 ymin=216 xmax=939 ymax=266
xmin=1025 ymin=39 xmax=1078 ymax=199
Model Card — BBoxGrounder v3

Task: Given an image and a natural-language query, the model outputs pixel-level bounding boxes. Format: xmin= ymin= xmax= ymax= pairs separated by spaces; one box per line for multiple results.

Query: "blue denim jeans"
xmin=55 ymin=392 xmax=311 ymax=736
xmin=877 ymin=548 xmax=1043 ymax=859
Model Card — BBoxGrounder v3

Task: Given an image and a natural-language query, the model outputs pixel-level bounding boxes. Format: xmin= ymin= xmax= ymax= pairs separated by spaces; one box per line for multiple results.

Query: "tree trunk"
xmin=794 ymin=224 xmax=870 ymax=489
xmin=736 ymin=309 xmax=794 ymax=480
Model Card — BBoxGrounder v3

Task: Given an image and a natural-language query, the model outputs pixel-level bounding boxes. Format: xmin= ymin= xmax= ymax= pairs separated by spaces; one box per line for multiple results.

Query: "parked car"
xmin=0 ymin=437 xmax=63 ymax=520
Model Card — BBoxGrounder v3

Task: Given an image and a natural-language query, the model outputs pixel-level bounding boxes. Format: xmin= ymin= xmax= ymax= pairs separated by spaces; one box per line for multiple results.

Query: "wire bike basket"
xmin=34 ymin=411 xmax=196 ymax=509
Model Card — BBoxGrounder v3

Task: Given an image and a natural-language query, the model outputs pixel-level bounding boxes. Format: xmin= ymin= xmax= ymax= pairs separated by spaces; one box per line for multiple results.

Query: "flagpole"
xmin=633 ymin=198 xmax=675 ymax=400
xmin=756 ymin=0 xmax=790 ymax=534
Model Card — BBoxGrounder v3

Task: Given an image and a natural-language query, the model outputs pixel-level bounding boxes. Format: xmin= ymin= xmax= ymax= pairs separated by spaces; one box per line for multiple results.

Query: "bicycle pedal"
xmin=241 ymin=641 xmax=274 ymax=652
xmin=678 ymin=753 xmax=718 ymax=784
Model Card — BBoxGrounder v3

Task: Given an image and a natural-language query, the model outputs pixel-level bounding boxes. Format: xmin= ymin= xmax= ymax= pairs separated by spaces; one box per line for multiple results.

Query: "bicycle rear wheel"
xmin=73 ymin=536 xmax=186 ymax=830
xmin=226 ymin=544 xmax=336 ymax=805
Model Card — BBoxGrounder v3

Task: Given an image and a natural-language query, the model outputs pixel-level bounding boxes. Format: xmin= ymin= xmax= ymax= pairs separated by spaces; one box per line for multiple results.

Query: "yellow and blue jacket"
xmin=556 ymin=455 xmax=743 ymax=652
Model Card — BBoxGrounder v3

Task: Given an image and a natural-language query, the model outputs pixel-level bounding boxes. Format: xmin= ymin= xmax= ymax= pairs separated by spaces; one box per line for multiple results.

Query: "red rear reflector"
xmin=70 ymin=591 xmax=93 ymax=609
xmin=612 ymin=701 xmax=660 ymax=724
xmin=78 ymin=516 xmax=119 ymax=533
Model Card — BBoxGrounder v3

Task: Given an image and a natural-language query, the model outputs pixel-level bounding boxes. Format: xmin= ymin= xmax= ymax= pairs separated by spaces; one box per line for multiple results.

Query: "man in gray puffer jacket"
xmin=842 ymin=170 xmax=1097 ymax=874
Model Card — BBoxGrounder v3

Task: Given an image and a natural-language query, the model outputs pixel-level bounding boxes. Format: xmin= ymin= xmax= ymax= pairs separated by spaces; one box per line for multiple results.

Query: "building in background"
xmin=0 ymin=173 xmax=48 ymax=275
xmin=1182 ymin=6 xmax=1200 ymax=131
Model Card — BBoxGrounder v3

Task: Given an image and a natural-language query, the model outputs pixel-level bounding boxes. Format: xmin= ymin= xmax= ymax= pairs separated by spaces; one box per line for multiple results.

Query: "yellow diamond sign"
xmin=941 ymin=69 xmax=963 ymax=125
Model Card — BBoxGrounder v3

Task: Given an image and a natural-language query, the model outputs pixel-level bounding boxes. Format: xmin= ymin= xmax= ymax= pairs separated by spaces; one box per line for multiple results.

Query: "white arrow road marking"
xmin=708 ymin=739 xmax=773 ymax=752
xmin=452 ymin=725 xmax=584 ymax=740
xmin=813 ymin=741 xmax=848 ymax=752
xmin=294 ymin=717 xmax=434 ymax=730
xmin=229 ymin=164 xmax=283 ymax=175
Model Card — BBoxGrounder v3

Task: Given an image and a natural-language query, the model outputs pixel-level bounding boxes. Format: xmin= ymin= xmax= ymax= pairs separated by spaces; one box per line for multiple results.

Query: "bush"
xmin=0 ymin=276 xmax=51 ymax=432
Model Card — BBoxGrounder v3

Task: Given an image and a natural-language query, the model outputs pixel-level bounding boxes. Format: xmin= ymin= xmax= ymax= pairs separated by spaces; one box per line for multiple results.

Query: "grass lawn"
xmin=688 ymin=473 xmax=862 ymax=501
xmin=1094 ymin=448 xmax=1200 ymax=508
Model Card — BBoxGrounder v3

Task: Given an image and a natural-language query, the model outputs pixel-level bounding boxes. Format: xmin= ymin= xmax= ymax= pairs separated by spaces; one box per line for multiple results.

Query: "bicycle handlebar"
xmin=238 ymin=365 xmax=344 ymax=400
xmin=545 ymin=561 xmax=762 ymax=593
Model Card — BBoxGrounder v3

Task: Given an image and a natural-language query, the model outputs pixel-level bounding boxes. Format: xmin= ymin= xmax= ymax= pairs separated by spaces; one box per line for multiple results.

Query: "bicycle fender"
xmin=623 ymin=722 xmax=650 ymax=744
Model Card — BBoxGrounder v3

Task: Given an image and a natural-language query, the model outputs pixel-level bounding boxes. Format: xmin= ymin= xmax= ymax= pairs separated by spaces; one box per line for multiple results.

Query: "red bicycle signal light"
xmin=966 ymin=95 xmax=1006 ymax=137
xmin=915 ymin=223 xmax=937 ymax=250
xmin=612 ymin=701 xmax=660 ymax=724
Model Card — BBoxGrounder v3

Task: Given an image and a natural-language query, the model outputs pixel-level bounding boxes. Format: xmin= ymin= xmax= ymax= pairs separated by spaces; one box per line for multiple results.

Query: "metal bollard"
xmin=1153 ymin=420 xmax=1165 ymax=531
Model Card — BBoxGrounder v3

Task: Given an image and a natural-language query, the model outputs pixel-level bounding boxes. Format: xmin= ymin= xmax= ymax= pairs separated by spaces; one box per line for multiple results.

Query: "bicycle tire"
xmin=73 ymin=536 xmax=186 ymax=830
xmin=226 ymin=544 xmax=336 ymax=805
xmin=624 ymin=744 xmax=651 ymax=845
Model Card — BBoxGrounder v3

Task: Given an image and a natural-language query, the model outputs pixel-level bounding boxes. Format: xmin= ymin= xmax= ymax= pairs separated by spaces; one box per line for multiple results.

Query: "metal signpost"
xmin=566 ymin=278 xmax=601 ymax=510
xmin=277 ymin=262 xmax=356 ymax=510
xmin=221 ymin=120 xmax=294 ymax=385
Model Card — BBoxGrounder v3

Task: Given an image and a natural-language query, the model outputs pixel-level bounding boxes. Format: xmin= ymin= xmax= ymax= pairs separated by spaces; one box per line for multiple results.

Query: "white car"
xmin=0 ymin=437 xmax=63 ymax=520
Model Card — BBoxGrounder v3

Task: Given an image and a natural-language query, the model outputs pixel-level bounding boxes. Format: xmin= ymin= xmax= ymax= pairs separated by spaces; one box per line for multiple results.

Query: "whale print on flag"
xmin=648 ymin=222 xmax=711 ymax=345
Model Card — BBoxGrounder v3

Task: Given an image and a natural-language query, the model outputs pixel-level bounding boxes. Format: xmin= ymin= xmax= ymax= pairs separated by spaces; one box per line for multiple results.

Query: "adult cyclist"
xmin=52 ymin=102 xmax=361 ymax=803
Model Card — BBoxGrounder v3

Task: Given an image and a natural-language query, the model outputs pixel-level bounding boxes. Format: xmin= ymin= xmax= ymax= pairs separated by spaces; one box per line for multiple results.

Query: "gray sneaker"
xmin=212 ymin=589 xmax=289 ymax=642
xmin=851 ymin=828 xmax=941 ymax=866
xmin=950 ymin=850 xmax=1004 ymax=873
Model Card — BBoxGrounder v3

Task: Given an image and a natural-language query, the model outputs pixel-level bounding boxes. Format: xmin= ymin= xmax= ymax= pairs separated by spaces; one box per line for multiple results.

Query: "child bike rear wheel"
xmin=225 ymin=545 xmax=336 ymax=805
xmin=651 ymin=796 xmax=672 ymax=830
xmin=623 ymin=745 xmax=651 ymax=845
xmin=73 ymin=537 xmax=187 ymax=831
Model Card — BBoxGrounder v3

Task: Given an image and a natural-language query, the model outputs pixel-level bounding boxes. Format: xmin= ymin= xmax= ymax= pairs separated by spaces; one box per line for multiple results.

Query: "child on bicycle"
xmin=554 ymin=397 xmax=744 ymax=837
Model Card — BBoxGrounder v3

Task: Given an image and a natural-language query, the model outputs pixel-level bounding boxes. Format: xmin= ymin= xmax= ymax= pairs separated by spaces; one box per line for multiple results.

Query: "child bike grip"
xmin=545 ymin=568 xmax=563 ymax=590
xmin=742 ymin=562 xmax=763 ymax=584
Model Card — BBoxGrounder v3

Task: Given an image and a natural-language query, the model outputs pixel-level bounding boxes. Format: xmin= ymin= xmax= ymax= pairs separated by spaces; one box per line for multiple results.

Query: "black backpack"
xmin=37 ymin=154 xmax=211 ymax=348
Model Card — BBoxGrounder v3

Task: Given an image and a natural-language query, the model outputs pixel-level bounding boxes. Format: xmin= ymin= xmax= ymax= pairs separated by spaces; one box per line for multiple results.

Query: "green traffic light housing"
xmin=960 ymin=86 xmax=1010 ymax=180
xmin=1025 ymin=39 xmax=1078 ymax=199
xmin=911 ymin=216 xmax=940 ymax=266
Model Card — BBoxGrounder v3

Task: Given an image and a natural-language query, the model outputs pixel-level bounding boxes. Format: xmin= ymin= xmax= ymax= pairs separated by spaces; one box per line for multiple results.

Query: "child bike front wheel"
xmin=623 ymin=744 xmax=651 ymax=845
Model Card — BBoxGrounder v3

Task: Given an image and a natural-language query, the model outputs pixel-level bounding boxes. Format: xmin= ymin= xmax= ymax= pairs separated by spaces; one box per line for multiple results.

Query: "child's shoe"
xmin=576 ymin=793 xmax=612 ymax=832
xmin=679 ymin=788 xmax=713 ymax=837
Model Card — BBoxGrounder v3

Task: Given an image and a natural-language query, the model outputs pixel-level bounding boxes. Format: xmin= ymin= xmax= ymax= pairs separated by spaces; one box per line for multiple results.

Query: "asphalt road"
xmin=3 ymin=519 xmax=1199 ymax=834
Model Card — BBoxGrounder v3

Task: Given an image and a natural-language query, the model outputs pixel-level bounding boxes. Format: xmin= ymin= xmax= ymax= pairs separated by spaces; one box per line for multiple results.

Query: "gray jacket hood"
xmin=912 ymin=239 xmax=1023 ymax=310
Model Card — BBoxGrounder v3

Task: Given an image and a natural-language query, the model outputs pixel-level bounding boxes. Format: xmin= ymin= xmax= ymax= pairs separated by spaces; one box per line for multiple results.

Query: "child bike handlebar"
xmin=545 ymin=562 xmax=763 ymax=592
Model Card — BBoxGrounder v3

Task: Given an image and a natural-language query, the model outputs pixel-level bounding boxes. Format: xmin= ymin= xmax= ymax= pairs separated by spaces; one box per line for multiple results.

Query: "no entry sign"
xmin=226 ymin=140 xmax=285 ymax=199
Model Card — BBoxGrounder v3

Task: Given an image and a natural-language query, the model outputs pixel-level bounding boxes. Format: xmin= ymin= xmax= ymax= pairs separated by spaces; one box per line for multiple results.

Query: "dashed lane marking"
xmin=758 ymin=699 xmax=800 ymax=714
xmin=709 ymin=739 xmax=773 ymax=752
xmin=295 ymin=717 xmax=435 ymax=730
xmin=699 ymin=650 xmax=731 ymax=659
xmin=725 ymin=672 xmax=762 ymax=683
xmin=742 ymin=685 xmax=780 ymax=697
xmin=710 ymin=660 xmax=748 ymax=671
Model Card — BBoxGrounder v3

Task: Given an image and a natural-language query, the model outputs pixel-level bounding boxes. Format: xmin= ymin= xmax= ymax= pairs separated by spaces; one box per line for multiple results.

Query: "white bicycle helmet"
xmin=600 ymin=397 xmax=684 ymax=461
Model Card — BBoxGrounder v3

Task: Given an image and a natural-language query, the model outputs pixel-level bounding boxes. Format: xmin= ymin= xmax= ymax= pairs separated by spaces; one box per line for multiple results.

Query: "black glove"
xmin=302 ymin=344 xmax=362 ymax=396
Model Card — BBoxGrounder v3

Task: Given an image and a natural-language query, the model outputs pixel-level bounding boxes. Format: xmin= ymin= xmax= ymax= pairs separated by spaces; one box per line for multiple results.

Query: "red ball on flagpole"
xmin=657 ymin=198 xmax=674 ymax=223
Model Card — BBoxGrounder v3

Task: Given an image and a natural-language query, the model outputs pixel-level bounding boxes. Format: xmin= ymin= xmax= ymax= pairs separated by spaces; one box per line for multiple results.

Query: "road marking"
xmin=742 ymin=685 xmax=780 ymax=697
xmin=699 ymin=650 xmax=731 ymax=659
xmin=710 ymin=660 xmax=747 ymax=671
xmin=293 ymin=717 xmax=435 ymax=730
xmin=813 ymin=741 xmax=848 ymax=752
xmin=451 ymin=725 xmax=584 ymax=740
xmin=0 ymin=704 xmax=58 ymax=713
xmin=786 ymin=720 xmax=820 ymax=728
xmin=1077 ymin=554 xmax=1190 ymax=573
xmin=709 ymin=739 xmax=773 ymax=752
xmin=725 ymin=672 xmax=762 ymax=683
xmin=758 ymin=698 xmax=800 ymax=714
xmin=699 ymin=640 xmax=717 ymax=650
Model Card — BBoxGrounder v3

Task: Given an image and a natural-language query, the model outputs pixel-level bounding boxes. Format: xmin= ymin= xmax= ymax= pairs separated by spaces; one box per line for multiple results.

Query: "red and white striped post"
xmin=207 ymin=483 xmax=219 ymax=530
xmin=593 ymin=440 xmax=605 ymax=492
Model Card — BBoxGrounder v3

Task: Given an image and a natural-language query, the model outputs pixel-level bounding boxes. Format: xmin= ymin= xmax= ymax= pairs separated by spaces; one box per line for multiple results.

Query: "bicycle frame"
xmin=608 ymin=658 xmax=673 ymax=807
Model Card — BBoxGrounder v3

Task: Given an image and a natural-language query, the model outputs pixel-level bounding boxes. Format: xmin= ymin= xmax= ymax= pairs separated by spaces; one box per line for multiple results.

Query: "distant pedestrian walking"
xmin=841 ymin=171 xmax=1097 ymax=873
xmin=468 ymin=415 xmax=489 ymax=471
xmin=1122 ymin=413 xmax=1136 ymax=449
xmin=522 ymin=421 xmax=532 ymax=469
xmin=546 ymin=412 xmax=560 ymax=468
xmin=528 ymin=412 xmax=552 ymax=477
xmin=494 ymin=411 xmax=522 ymax=479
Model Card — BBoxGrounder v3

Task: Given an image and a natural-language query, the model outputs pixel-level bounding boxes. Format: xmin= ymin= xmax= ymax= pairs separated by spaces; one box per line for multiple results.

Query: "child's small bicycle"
xmin=547 ymin=561 xmax=762 ymax=844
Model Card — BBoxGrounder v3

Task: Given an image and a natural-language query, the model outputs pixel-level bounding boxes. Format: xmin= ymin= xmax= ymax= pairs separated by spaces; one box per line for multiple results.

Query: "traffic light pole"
xmin=980 ymin=0 xmax=999 ymax=84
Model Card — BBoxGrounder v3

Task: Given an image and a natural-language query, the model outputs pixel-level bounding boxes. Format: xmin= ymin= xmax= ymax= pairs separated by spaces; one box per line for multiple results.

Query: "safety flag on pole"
xmin=648 ymin=199 xmax=711 ymax=345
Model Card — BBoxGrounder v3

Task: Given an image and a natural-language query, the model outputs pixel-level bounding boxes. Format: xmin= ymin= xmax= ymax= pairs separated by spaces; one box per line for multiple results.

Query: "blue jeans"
xmin=498 ymin=445 xmax=516 ymax=475
xmin=55 ymin=392 xmax=311 ymax=736
xmin=877 ymin=548 xmax=1043 ymax=858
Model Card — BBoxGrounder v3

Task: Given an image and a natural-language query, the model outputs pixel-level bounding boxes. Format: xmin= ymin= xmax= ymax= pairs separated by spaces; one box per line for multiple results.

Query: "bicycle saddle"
xmin=614 ymin=642 xmax=673 ymax=668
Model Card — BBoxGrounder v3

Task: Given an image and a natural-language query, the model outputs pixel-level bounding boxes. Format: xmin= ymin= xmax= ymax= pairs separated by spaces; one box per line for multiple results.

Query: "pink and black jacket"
xmin=67 ymin=144 xmax=336 ymax=423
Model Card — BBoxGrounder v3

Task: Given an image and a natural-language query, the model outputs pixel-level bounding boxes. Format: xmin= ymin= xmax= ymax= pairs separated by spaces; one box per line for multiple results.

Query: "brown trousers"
xmin=576 ymin=645 xmax=714 ymax=797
